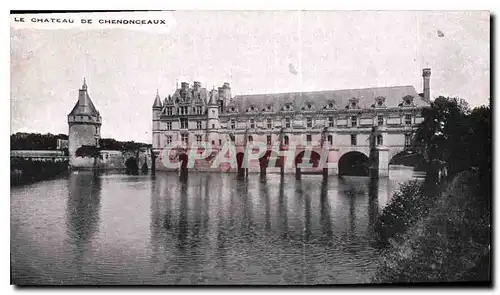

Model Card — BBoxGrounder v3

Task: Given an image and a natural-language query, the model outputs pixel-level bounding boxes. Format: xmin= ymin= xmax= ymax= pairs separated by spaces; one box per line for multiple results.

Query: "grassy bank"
xmin=372 ymin=171 xmax=490 ymax=283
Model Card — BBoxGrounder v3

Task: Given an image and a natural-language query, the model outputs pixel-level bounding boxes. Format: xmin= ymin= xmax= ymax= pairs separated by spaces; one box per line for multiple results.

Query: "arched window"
xmin=284 ymin=135 xmax=289 ymax=145
xmin=376 ymin=134 xmax=383 ymax=146
xmin=248 ymin=135 xmax=253 ymax=142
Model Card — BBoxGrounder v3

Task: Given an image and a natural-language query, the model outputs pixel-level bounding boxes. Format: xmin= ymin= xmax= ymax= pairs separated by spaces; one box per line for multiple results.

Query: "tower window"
xmin=377 ymin=101 xmax=383 ymax=107
xmin=250 ymin=119 xmax=255 ymax=129
xmin=307 ymin=118 xmax=313 ymax=128
xmin=285 ymin=118 xmax=291 ymax=128
xmin=267 ymin=135 xmax=272 ymax=145
xmin=248 ymin=135 xmax=253 ymax=143
xmin=376 ymin=135 xmax=383 ymax=146
xmin=284 ymin=135 xmax=289 ymax=145
xmin=219 ymin=139 xmax=222 ymax=145
xmin=180 ymin=118 xmax=188 ymax=129
xmin=328 ymin=117 xmax=334 ymax=127
xmin=212 ymin=124 xmax=215 ymax=129
xmin=327 ymin=135 xmax=333 ymax=145
xmin=306 ymin=134 xmax=312 ymax=144
xmin=405 ymin=134 xmax=411 ymax=147
xmin=405 ymin=115 xmax=412 ymax=125
xmin=181 ymin=134 xmax=188 ymax=144
xmin=351 ymin=116 xmax=357 ymax=127
xmin=230 ymin=119 xmax=235 ymax=129
xmin=351 ymin=134 xmax=357 ymax=146
xmin=267 ymin=118 xmax=272 ymax=129
xmin=377 ymin=115 xmax=384 ymax=126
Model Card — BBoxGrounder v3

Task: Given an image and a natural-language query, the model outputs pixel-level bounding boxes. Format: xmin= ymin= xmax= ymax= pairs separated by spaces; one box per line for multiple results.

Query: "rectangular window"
xmin=267 ymin=135 xmax=272 ymax=145
xmin=197 ymin=121 xmax=202 ymax=130
xmin=405 ymin=134 xmax=411 ymax=147
xmin=196 ymin=135 xmax=202 ymax=143
xmin=198 ymin=106 xmax=203 ymax=115
xmin=377 ymin=135 xmax=383 ymax=146
xmin=307 ymin=118 xmax=313 ymax=128
xmin=351 ymin=134 xmax=357 ymax=146
xmin=167 ymin=108 xmax=173 ymax=116
xmin=405 ymin=115 xmax=412 ymax=125
xmin=248 ymin=135 xmax=253 ymax=143
xmin=166 ymin=136 xmax=172 ymax=145
xmin=180 ymin=118 xmax=188 ymax=129
xmin=230 ymin=119 xmax=235 ymax=129
xmin=351 ymin=116 xmax=357 ymax=127
xmin=327 ymin=135 xmax=333 ymax=145
xmin=230 ymin=134 xmax=235 ymax=142
xmin=285 ymin=118 xmax=291 ymax=128
xmin=250 ymin=119 xmax=255 ymax=129
xmin=219 ymin=139 xmax=222 ymax=146
xmin=212 ymin=124 xmax=215 ymax=129
xmin=267 ymin=118 xmax=272 ymax=129
xmin=166 ymin=122 xmax=172 ymax=130
xmin=306 ymin=134 xmax=312 ymax=143
xmin=328 ymin=117 xmax=334 ymax=127
xmin=181 ymin=134 xmax=188 ymax=144
xmin=377 ymin=115 xmax=384 ymax=126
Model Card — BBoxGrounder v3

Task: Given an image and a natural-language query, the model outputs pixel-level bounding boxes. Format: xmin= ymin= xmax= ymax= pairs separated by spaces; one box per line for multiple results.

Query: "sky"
xmin=10 ymin=11 xmax=490 ymax=143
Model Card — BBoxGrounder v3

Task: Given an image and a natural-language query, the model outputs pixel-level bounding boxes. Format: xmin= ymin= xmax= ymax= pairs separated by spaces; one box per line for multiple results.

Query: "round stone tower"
xmin=67 ymin=78 xmax=102 ymax=167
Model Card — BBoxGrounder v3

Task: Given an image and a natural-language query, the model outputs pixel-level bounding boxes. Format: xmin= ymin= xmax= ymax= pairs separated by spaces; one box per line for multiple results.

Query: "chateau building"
xmin=152 ymin=68 xmax=432 ymax=176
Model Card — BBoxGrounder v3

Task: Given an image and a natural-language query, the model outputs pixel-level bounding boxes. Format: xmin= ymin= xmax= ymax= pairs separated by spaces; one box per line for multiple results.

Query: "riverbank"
xmin=11 ymin=158 xmax=69 ymax=186
xmin=371 ymin=170 xmax=490 ymax=283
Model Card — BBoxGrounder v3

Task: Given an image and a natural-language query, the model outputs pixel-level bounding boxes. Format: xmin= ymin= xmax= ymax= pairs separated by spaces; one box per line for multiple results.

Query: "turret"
xmin=152 ymin=89 xmax=162 ymax=109
xmin=67 ymin=78 xmax=102 ymax=167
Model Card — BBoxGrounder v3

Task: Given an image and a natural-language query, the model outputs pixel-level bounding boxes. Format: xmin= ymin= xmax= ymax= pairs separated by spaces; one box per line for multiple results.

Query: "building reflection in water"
xmin=177 ymin=178 xmax=189 ymax=253
xmin=278 ymin=175 xmax=289 ymax=239
xmin=319 ymin=179 xmax=333 ymax=244
xmin=66 ymin=170 xmax=102 ymax=275
xmin=258 ymin=176 xmax=271 ymax=233
xmin=368 ymin=178 xmax=380 ymax=235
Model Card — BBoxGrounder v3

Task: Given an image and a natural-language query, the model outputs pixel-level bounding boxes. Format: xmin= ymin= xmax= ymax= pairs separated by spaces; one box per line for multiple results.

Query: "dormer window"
xmin=374 ymin=96 xmax=386 ymax=108
xmin=308 ymin=104 xmax=311 ymax=109
xmin=348 ymin=98 xmax=359 ymax=109
xmin=402 ymin=95 xmax=414 ymax=107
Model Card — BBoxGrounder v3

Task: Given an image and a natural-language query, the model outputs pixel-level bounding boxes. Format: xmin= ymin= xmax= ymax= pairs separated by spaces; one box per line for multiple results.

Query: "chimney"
xmin=422 ymin=68 xmax=431 ymax=102
xmin=181 ymin=82 xmax=189 ymax=91
xmin=222 ymin=82 xmax=231 ymax=101
xmin=193 ymin=81 xmax=201 ymax=92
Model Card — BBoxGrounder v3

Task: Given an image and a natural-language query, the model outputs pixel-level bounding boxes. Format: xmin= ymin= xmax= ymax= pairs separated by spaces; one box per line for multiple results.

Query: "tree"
xmin=413 ymin=96 xmax=490 ymax=179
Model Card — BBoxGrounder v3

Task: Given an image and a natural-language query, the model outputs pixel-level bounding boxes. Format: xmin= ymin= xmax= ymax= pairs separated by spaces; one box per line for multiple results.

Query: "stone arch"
xmin=338 ymin=151 xmax=369 ymax=176
xmin=295 ymin=150 xmax=322 ymax=168
xmin=389 ymin=150 xmax=426 ymax=171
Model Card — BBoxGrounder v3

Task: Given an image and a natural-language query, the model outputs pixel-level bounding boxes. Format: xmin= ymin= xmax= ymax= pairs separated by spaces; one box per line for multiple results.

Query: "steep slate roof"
xmin=231 ymin=85 xmax=428 ymax=114
xmin=69 ymin=88 xmax=100 ymax=116
xmin=153 ymin=89 xmax=163 ymax=108
xmin=168 ymin=87 xmax=209 ymax=105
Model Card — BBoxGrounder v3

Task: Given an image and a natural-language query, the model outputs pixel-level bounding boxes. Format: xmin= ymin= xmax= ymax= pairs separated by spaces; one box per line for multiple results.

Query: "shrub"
xmin=374 ymin=180 xmax=435 ymax=244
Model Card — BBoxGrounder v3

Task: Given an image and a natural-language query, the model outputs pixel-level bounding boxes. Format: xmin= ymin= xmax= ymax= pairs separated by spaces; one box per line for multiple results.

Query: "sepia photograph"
xmin=9 ymin=10 xmax=491 ymax=286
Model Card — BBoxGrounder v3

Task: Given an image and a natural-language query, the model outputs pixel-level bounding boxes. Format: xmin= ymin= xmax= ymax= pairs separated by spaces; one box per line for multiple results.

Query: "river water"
xmin=11 ymin=170 xmax=418 ymax=285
